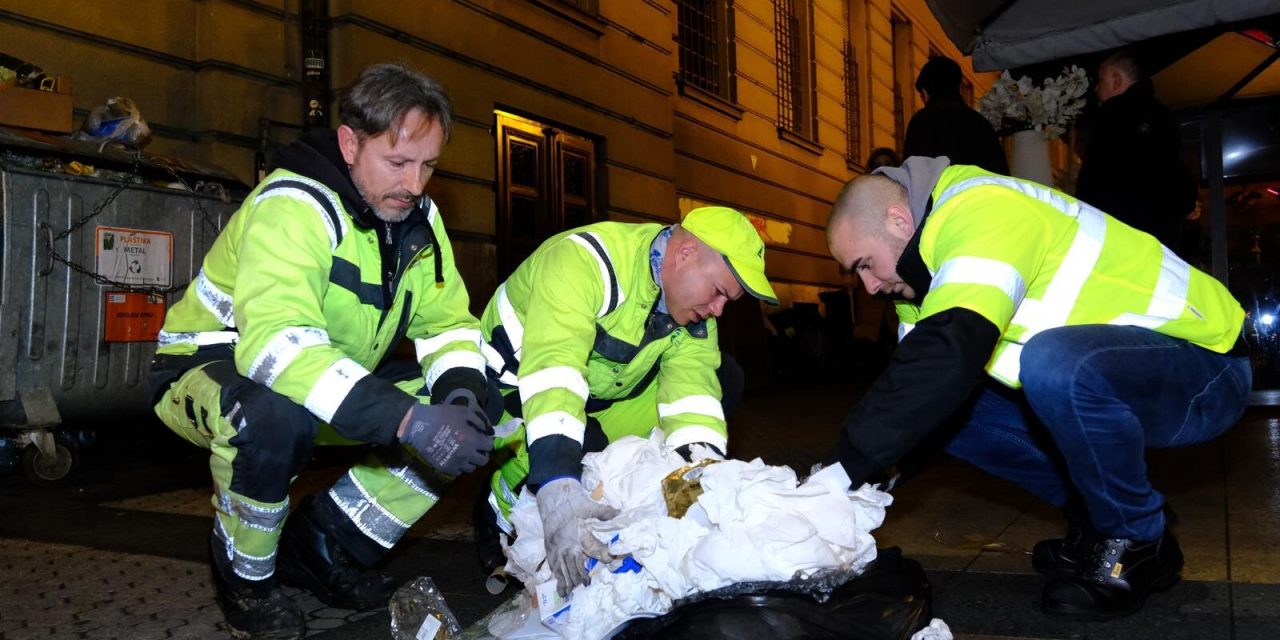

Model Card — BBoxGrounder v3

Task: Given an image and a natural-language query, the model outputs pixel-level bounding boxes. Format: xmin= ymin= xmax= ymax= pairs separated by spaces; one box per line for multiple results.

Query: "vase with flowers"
xmin=979 ymin=66 xmax=1089 ymax=186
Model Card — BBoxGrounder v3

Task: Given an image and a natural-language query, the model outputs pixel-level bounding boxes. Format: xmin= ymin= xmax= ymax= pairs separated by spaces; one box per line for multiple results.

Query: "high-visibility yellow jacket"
xmin=898 ymin=164 xmax=1242 ymax=387
xmin=155 ymin=148 xmax=486 ymax=445
xmin=480 ymin=221 xmax=727 ymax=484
xmin=830 ymin=160 xmax=1244 ymax=484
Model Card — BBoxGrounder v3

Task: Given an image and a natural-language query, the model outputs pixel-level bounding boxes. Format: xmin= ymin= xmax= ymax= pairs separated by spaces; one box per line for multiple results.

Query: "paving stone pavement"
xmin=4 ymin=384 xmax=1280 ymax=639
xmin=0 ymin=538 xmax=379 ymax=639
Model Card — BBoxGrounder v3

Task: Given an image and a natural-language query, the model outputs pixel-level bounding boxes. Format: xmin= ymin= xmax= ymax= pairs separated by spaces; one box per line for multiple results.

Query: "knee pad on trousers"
xmin=212 ymin=363 xmax=318 ymax=503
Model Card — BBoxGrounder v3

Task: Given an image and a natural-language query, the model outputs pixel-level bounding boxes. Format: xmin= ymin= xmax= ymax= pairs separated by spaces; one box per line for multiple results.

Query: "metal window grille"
xmin=558 ymin=0 xmax=598 ymax=13
xmin=844 ymin=39 xmax=861 ymax=164
xmin=775 ymin=0 xmax=802 ymax=133
xmin=891 ymin=16 xmax=907 ymax=150
xmin=677 ymin=0 xmax=722 ymax=96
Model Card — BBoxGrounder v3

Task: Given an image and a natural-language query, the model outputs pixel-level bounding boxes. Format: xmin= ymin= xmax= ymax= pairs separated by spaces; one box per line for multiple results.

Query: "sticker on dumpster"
xmin=95 ymin=226 xmax=173 ymax=287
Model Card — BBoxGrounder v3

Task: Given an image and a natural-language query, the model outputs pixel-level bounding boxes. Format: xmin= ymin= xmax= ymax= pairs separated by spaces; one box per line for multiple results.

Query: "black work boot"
xmin=1041 ymin=527 xmax=1184 ymax=620
xmin=1031 ymin=510 xmax=1097 ymax=577
xmin=275 ymin=496 xmax=398 ymax=611
xmin=208 ymin=532 xmax=306 ymax=640
xmin=1032 ymin=502 xmax=1179 ymax=577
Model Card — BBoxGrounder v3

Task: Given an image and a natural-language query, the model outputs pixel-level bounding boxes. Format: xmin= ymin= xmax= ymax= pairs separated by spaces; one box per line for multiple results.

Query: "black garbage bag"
xmin=611 ymin=547 xmax=931 ymax=640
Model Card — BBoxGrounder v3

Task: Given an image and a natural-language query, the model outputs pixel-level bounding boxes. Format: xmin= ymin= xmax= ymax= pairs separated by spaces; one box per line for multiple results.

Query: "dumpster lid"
xmin=0 ymin=125 xmax=247 ymax=189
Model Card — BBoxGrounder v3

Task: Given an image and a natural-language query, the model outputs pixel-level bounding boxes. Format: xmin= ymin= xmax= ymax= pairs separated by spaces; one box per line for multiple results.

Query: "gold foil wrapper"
xmin=662 ymin=458 xmax=719 ymax=518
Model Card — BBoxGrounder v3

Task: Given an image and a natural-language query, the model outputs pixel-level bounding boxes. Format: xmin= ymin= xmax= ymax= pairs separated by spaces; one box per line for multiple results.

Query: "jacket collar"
xmin=272 ymin=129 xmax=429 ymax=232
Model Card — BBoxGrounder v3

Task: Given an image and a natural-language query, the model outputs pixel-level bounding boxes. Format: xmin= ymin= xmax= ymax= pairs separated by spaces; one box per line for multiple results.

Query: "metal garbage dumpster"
xmin=0 ymin=126 xmax=244 ymax=483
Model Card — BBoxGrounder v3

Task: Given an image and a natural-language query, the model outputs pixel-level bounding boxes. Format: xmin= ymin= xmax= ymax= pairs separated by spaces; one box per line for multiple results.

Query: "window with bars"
xmin=676 ymin=0 xmax=737 ymax=105
xmin=890 ymin=13 xmax=912 ymax=151
xmin=844 ymin=39 xmax=862 ymax=165
xmin=774 ymin=0 xmax=816 ymax=142
xmin=557 ymin=0 xmax=597 ymax=13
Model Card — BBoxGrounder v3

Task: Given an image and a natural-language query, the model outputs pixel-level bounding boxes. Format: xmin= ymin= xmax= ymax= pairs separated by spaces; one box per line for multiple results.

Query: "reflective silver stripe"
xmin=1023 ymin=206 xmax=1105 ymax=338
xmin=494 ymin=417 xmax=524 ymax=440
xmin=248 ymin=326 xmax=330 ymax=387
xmin=213 ymin=517 xmax=277 ymax=581
xmin=303 ymin=358 xmax=370 ymax=423
xmin=897 ymin=322 xmax=915 ymax=342
xmin=496 ymin=285 xmax=524 ymax=360
xmin=657 ymin=395 xmax=725 ymax=421
xmin=936 ymin=176 xmax=1107 ymax=347
xmin=388 ymin=464 xmax=440 ymax=503
xmin=226 ymin=494 xmax=289 ymax=534
xmin=1110 ymin=246 xmax=1192 ymax=330
xmin=414 ymin=328 xmax=483 ymax=361
xmin=518 ymin=366 xmax=589 ymax=404
xmin=931 ymin=256 xmax=1027 ymax=307
xmin=424 ymin=351 xmax=487 ymax=390
xmin=328 ymin=470 xmax=410 ymax=549
xmin=664 ymin=425 xmax=728 ymax=453
xmin=488 ymin=491 xmax=515 ymax=536
xmin=526 ymin=411 xmax=586 ymax=444
xmin=498 ymin=475 xmax=519 ymax=506
xmin=424 ymin=198 xmax=440 ymax=227
xmin=567 ymin=232 xmax=624 ymax=317
xmin=935 ymin=176 xmax=1086 ymax=219
xmin=989 ymin=343 xmax=1023 ymax=386
xmin=195 ymin=269 xmax=236 ymax=328
xmin=253 ymin=175 xmax=349 ymax=250
xmin=157 ymin=330 xmax=238 ymax=347
xmin=480 ymin=342 xmax=519 ymax=385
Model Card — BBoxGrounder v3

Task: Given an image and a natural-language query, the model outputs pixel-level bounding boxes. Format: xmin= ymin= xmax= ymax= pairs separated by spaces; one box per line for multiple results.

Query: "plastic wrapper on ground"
xmin=390 ymin=576 xmax=464 ymax=640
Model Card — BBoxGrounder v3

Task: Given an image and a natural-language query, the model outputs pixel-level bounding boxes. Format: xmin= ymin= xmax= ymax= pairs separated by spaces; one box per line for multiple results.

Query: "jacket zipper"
xmin=374 ymin=220 xmax=430 ymax=335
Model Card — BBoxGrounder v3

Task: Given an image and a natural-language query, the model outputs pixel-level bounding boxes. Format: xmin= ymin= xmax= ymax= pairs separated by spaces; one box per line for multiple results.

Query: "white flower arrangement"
xmin=979 ymin=66 xmax=1089 ymax=139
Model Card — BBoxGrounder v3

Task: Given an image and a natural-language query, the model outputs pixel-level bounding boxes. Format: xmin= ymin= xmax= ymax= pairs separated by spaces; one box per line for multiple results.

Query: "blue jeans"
xmin=944 ymin=325 xmax=1251 ymax=541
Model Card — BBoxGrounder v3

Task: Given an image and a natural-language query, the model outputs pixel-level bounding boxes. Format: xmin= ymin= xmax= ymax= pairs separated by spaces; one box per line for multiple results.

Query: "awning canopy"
xmin=927 ymin=0 xmax=1279 ymax=72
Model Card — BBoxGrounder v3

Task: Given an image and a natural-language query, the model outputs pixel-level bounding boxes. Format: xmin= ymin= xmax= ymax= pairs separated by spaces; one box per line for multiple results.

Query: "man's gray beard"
xmin=372 ymin=205 xmax=412 ymax=223
xmin=355 ymin=182 xmax=413 ymax=223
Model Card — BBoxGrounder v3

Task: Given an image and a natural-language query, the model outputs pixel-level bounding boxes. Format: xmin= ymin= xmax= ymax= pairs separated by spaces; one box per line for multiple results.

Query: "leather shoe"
xmin=1033 ymin=502 xmax=1178 ymax=577
xmin=1042 ymin=527 xmax=1183 ymax=620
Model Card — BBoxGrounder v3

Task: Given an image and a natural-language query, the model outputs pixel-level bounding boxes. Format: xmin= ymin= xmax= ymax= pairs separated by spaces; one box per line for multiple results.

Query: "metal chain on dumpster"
xmin=42 ymin=150 xmax=226 ymax=295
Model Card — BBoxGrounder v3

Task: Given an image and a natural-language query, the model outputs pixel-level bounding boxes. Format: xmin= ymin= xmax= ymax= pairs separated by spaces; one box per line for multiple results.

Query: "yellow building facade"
xmin=1 ymin=0 xmax=994 ymax=319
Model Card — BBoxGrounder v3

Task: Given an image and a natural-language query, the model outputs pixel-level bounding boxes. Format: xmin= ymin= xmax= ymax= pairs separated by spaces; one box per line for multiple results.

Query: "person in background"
xmin=1076 ymin=49 xmax=1197 ymax=250
xmin=868 ymin=147 xmax=901 ymax=170
xmin=903 ymin=57 xmax=1008 ymax=174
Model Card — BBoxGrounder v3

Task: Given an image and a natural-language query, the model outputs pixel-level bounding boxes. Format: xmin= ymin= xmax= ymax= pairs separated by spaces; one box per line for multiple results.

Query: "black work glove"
xmin=398 ymin=389 xmax=493 ymax=477
xmin=673 ymin=442 xmax=725 ymax=463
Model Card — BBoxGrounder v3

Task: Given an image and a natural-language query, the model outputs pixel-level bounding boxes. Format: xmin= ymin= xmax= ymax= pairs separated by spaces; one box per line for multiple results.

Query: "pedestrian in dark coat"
xmin=903 ymin=57 xmax=1008 ymax=175
xmin=1076 ymin=50 xmax=1197 ymax=250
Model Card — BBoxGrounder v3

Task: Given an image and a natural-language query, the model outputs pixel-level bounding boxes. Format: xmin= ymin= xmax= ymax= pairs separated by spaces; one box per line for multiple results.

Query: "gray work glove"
xmin=535 ymin=477 xmax=620 ymax=597
xmin=398 ymin=389 xmax=493 ymax=477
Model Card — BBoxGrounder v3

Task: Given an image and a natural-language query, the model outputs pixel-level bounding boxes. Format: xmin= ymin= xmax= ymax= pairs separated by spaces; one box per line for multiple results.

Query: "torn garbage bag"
xmin=610 ymin=547 xmax=930 ymax=640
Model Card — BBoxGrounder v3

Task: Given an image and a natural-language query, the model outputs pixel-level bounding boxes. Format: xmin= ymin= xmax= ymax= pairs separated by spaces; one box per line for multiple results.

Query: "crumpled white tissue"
xmin=498 ymin=429 xmax=898 ymax=640
xmin=910 ymin=618 xmax=954 ymax=640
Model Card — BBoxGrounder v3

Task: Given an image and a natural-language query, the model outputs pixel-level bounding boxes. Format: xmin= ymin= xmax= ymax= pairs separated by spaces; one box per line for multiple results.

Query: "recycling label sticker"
xmin=95 ymin=226 xmax=173 ymax=287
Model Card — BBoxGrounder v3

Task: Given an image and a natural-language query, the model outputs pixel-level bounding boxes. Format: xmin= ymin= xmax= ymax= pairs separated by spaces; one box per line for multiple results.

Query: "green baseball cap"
xmin=681 ymin=206 xmax=778 ymax=305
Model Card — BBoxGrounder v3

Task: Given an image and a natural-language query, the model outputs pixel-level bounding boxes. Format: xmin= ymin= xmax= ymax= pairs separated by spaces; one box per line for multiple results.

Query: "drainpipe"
xmin=300 ymin=0 xmax=330 ymax=130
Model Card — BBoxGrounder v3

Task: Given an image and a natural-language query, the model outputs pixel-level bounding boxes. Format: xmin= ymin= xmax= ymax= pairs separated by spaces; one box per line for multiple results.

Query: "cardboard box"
xmin=0 ymin=75 xmax=73 ymax=133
